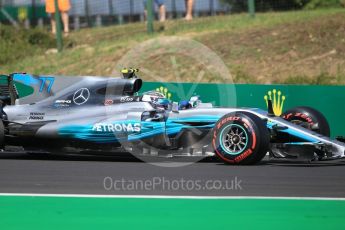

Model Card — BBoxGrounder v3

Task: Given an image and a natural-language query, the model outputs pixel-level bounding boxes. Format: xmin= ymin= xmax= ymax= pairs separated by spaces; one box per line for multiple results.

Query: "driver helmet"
xmin=142 ymin=91 xmax=165 ymax=103
xmin=179 ymin=100 xmax=192 ymax=110
xmin=156 ymin=98 xmax=171 ymax=109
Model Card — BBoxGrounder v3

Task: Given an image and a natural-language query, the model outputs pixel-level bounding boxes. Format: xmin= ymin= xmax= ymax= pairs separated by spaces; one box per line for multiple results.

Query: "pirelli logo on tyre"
xmin=217 ymin=116 xmax=240 ymax=129
xmin=234 ymin=149 xmax=253 ymax=163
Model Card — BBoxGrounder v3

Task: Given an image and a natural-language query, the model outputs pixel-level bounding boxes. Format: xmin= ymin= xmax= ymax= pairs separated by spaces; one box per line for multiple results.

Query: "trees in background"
xmin=220 ymin=0 xmax=344 ymax=12
xmin=304 ymin=0 xmax=344 ymax=9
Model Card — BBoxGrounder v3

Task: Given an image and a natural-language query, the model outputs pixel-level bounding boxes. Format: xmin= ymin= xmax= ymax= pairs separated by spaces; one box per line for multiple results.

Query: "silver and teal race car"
xmin=0 ymin=69 xmax=344 ymax=165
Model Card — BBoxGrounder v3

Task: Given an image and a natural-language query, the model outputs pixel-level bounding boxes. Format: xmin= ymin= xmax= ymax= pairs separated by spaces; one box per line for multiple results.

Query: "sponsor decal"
xmin=283 ymin=112 xmax=314 ymax=125
xmin=119 ymin=96 xmax=141 ymax=103
xmin=264 ymin=89 xmax=286 ymax=116
xmin=235 ymin=149 xmax=253 ymax=163
xmin=120 ymin=96 xmax=134 ymax=103
xmin=54 ymin=104 xmax=70 ymax=108
xmin=156 ymin=86 xmax=172 ymax=100
xmin=104 ymin=99 xmax=114 ymax=106
xmin=29 ymin=112 xmax=45 ymax=120
xmin=54 ymin=100 xmax=71 ymax=108
xmin=92 ymin=123 xmax=141 ymax=133
xmin=73 ymin=88 xmax=90 ymax=105
xmin=55 ymin=100 xmax=72 ymax=104
xmin=217 ymin=116 xmax=240 ymax=129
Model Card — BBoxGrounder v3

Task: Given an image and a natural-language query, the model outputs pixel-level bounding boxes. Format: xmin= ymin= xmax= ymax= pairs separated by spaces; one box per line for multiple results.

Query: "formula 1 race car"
xmin=0 ymin=70 xmax=344 ymax=165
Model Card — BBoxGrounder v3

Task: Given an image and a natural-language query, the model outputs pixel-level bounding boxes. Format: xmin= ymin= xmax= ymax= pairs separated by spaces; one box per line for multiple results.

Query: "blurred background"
xmin=1 ymin=0 xmax=345 ymax=84
xmin=1 ymin=0 xmax=228 ymax=27
xmin=1 ymin=0 xmax=342 ymax=28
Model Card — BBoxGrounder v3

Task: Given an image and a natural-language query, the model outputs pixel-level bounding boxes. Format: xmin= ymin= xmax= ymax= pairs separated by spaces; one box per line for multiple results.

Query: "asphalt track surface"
xmin=1 ymin=153 xmax=345 ymax=198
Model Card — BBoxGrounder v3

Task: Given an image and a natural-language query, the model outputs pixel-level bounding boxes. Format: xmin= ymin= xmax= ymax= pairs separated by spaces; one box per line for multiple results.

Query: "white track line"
xmin=0 ymin=193 xmax=345 ymax=201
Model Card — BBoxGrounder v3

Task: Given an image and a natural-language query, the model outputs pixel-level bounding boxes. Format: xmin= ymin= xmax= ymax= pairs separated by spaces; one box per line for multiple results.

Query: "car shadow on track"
xmin=0 ymin=152 xmax=142 ymax=162
xmin=1 ymin=153 xmax=344 ymax=167
xmin=0 ymin=152 xmax=223 ymax=164
xmin=266 ymin=159 xmax=345 ymax=167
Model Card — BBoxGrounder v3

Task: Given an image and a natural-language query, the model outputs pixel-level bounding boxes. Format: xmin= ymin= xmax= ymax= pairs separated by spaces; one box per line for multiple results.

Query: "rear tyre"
xmin=212 ymin=112 xmax=270 ymax=165
xmin=281 ymin=106 xmax=330 ymax=137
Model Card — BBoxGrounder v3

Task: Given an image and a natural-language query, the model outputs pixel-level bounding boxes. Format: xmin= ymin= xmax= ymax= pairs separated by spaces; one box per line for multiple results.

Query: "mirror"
xmin=190 ymin=96 xmax=200 ymax=102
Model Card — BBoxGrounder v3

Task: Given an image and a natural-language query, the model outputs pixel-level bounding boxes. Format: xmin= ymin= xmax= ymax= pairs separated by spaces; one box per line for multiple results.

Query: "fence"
xmin=0 ymin=0 xmax=230 ymax=28
xmin=0 ymin=0 xmax=310 ymax=28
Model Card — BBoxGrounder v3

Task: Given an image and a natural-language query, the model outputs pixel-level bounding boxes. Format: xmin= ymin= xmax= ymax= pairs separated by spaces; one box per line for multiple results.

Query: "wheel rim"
xmin=219 ymin=124 xmax=248 ymax=155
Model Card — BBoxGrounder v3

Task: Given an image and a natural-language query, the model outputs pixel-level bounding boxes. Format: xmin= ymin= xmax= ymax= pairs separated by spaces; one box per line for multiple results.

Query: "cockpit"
xmin=141 ymin=91 xmax=171 ymax=109
xmin=141 ymin=90 xmax=207 ymax=112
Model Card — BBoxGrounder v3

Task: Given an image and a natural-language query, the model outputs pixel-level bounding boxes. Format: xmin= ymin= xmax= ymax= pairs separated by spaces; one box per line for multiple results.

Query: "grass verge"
xmin=1 ymin=8 xmax=345 ymax=84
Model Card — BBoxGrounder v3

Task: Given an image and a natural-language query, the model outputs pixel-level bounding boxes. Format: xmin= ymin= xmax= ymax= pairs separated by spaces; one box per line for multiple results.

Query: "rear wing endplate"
xmin=0 ymin=74 xmax=19 ymax=105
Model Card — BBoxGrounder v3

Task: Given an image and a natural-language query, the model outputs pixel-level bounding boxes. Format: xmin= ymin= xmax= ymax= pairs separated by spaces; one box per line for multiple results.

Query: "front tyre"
xmin=281 ymin=106 xmax=330 ymax=137
xmin=212 ymin=112 xmax=270 ymax=165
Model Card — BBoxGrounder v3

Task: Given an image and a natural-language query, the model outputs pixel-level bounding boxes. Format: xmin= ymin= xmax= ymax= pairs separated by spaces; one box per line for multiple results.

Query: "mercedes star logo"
xmin=73 ymin=88 xmax=90 ymax=105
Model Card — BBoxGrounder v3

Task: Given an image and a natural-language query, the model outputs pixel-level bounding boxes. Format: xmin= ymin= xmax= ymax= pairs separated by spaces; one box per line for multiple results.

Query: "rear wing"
xmin=0 ymin=74 xmax=19 ymax=105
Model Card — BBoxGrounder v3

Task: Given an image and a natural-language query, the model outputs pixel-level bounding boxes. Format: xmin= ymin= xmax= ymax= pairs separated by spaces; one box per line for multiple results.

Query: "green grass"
xmin=0 ymin=26 xmax=56 ymax=65
xmin=284 ymin=72 xmax=345 ymax=85
xmin=1 ymin=8 xmax=345 ymax=84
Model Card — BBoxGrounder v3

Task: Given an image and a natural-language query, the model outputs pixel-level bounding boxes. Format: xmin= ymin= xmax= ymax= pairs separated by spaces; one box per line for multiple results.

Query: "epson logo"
xmin=92 ymin=123 xmax=141 ymax=133
xmin=120 ymin=97 xmax=134 ymax=103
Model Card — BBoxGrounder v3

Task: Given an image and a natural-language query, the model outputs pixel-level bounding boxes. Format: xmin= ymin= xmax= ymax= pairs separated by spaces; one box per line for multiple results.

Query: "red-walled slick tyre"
xmin=212 ymin=112 xmax=270 ymax=165
xmin=281 ymin=106 xmax=330 ymax=137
